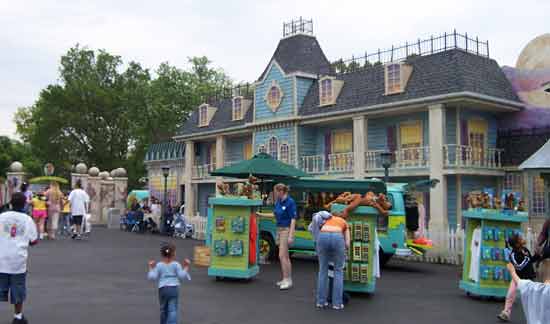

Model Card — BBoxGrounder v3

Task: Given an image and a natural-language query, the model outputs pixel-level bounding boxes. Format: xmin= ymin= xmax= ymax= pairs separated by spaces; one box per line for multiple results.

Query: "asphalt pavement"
xmin=0 ymin=228 xmax=526 ymax=324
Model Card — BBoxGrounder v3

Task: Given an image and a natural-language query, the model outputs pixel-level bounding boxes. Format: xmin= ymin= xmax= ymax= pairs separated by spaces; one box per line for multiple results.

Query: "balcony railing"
xmin=444 ymin=145 xmax=503 ymax=169
xmin=192 ymin=163 xmax=217 ymax=179
xmin=366 ymin=147 xmax=430 ymax=171
xmin=301 ymin=152 xmax=354 ymax=174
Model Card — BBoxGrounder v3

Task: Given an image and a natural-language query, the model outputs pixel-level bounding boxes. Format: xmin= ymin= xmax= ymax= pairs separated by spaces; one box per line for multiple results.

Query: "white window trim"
xmin=265 ymin=81 xmax=284 ymax=112
xmin=319 ymin=77 xmax=333 ymax=106
xmin=232 ymin=96 xmax=243 ymax=121
xmin=199 ymin=104 xmax=209 ymax=127
xmin=384 ymin=62 xmax=413 ymax=96
xmin=268 ymin=136 xmax=279 ymax=159
xmin=279 ymin=142 xmax=290 ymax=163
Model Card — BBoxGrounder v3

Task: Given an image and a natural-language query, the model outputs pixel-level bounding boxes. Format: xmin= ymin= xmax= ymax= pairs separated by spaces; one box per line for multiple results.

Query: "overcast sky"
xmin=1 ymin=0 xmax=547 ymax=138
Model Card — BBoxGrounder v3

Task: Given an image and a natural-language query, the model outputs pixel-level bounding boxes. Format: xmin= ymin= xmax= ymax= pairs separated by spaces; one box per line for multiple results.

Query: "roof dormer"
xmin=198 ymin=103 xmax=217 ymax=127
xmin=384 ymin=62 xmax=413 ymax=95
xmin=232 ymin=96 xmax=252 ymax=121
xmin=319 ymin=76 xmax=344 ymax=107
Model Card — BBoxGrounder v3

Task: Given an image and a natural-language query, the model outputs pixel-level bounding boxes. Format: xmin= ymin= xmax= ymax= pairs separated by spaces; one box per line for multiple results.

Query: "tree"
xmin=0 ymin=136 xmax=42 ymax=177
xmin=15 ymin=46 xmax=232 ymax=188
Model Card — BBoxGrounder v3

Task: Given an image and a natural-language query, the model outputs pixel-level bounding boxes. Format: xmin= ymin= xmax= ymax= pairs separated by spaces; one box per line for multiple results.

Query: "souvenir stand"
xmin=459 ymin=208 xmax=528 ymax=298
xmin=331 ymin=203 xmax=378 ymax=294
xmin=207 ymin=197 xmax=262 ymax=280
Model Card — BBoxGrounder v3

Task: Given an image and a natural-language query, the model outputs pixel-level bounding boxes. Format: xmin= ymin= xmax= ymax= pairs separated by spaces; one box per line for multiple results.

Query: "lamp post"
xmin=161 ymin=167 xmax=170 ymax=234
xmin=380 ymin=151 xmax=393 ymax=184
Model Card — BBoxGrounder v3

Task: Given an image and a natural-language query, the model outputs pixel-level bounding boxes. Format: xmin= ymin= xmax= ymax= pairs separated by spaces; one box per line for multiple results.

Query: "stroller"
xmin=172 ymin=212 xmax=194 ymax=239
xmin=122 ymin=210 xmax=144 ymax=233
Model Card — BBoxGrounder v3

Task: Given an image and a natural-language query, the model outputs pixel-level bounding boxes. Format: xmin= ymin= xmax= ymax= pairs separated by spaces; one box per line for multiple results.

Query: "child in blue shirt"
xmin=148 ymin=243 xmax=191 ymax=324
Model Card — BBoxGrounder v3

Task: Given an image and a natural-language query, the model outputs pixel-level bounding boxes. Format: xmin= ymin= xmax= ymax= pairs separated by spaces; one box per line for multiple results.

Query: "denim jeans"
xmin=316 ymin=232 xmax=345 ymax=307
xmin=159 ymin=286 xmax=179 ymax=324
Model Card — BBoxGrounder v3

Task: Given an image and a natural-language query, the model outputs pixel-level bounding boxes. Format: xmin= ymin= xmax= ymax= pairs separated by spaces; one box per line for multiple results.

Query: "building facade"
xmin=145 ymin=22 xmax=550 ymax=235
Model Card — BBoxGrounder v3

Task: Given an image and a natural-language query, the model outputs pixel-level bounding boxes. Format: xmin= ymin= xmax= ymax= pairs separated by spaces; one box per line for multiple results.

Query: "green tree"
xmin=0 ymin=136 xmax=42 ymax=177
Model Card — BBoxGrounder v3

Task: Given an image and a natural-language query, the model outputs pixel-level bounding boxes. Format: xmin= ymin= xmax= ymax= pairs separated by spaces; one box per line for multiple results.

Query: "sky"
xmin=0 ymin=0 xmax=548 ymax=138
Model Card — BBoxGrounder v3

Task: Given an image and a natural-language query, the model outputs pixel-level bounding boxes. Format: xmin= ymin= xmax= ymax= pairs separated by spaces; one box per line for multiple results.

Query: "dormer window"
xmin=384 ymin=62 xmax=413 ymax=95
xmin=232 ymin=97 xmax=243 ymax=120
xmin=320 ymin=79 xmax=333 ymax=105
xmin=318 ymin=76 xmax=344 ymax=107
xmin=199 ymin=104 xmax=208 ymax=126
xmin=265 ymin=81 xmax=283 ymax=112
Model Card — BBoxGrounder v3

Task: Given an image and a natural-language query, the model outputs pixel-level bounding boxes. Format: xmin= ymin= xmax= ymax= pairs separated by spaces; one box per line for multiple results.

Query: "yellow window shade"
xmin=468 ymin=119 xmax=487 ymax=135
xmin=400 ymin=122 xmax=422 ymax=146
xmin=332 ymin=131 xmax=353 ymax=153
xmin=244 ymin=142 xmax=252 ymax=159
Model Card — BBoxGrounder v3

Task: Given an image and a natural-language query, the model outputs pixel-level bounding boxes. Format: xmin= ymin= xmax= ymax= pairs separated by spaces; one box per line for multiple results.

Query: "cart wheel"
xmin=260 ymin=232 xmax=277 ymax=261
xmin=466 ymin=292 xmax=471 ymax=297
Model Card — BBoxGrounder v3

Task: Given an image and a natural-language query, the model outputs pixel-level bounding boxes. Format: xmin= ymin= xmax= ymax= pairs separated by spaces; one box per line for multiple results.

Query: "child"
xmin=31 ymin=193 xmax=48 ymax=240
xmin=147 ymin=243 xmax=191 ymax=324
xmin=498 ymin=234 xmax=540 ymax=321
xmin=506 ymin=259 xmax=550 ymax=324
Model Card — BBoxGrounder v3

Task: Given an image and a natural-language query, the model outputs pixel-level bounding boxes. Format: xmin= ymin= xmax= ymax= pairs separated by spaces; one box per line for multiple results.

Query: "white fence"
xmin=184 ymin=215 xmax=207 ymax=240
xmin=404 ymin=226 xmax=537 ymax=265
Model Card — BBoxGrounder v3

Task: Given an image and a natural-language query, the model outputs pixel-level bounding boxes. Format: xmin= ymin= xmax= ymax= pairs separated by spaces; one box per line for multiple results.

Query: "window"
xmin=266 ymin=82 xmax=282 ymax=111
xmin=199 ymin=104 xmax=208 ymax=126
xmin=530 ymin=175 xmax=547 ymax=217
xmin=280 ymin=144 xmax=289 ymax=163
xmin=387 ymin=64 xmax=401 ymax=93
xmin=468 ymin=119 xmax=487 ymax=166
xmin=320 ymin=79 xmax=333 ymax=105
xmin=233 ymin=97 xmax=242 ymax=120
xmin=504 ymin=172 xmax=523 ymax=192
xmin=268 ymin=137 xmax=278 ymax=159
xmin=244 ymin=142 xmax=253 ymax=159
xmin=331 ymin=131 xmax=353 ymax=170
xmin=258 ymin=145 xmax=266 ymax=153
xmin=399 ymin=121 xmax=422 ymax=162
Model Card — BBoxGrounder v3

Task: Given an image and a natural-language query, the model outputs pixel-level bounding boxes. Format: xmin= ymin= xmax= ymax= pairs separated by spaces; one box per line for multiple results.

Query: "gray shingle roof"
xmin=299 ymin=49 xmax=521 ymax=116
xmin=519 ymin=139 xmax=550 ymax=170
xmin=145 ymin=142 xmax=185 ymax=161
xmin=177 ymin=98 xmax=253 ymax=136
xmin=258 ymin=34 xmax=331 ymax=81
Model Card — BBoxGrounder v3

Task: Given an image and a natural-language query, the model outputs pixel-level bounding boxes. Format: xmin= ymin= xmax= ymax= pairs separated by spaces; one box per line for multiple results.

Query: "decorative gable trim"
xmin=318 ymin=76 xmax=344 ymax=107
xmin=256 ymin=60 xmax=286 ymax=85
xmin=198 ymin=103 xmax=218 ymax=127
xmin=265 ymin=80 xmax=284 ymax=112
xmin=384 ymin=62 xmax=413 ymax=95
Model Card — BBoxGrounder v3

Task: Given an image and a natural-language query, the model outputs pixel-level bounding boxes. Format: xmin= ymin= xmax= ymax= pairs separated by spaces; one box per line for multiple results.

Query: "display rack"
xmin=459 ymin=209 xmax=528 ymax=298
xmin=207 ymin=197 xmax=262 ymax=279
xmin=331 ymin=203 xmax=378 ymax=294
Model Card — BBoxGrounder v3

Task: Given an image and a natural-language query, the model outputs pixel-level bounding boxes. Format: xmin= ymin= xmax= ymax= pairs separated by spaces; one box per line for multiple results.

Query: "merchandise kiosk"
xmin=207 ymin=197 xmax=262 ymax=280
xmin=459 ymin=209 xmax=528 ymax=297
xmin=331 ymin=203 xmax=378 ymax=294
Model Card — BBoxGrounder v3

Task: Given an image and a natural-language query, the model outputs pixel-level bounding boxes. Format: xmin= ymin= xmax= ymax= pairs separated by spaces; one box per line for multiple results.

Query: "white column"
xmin=428 ymin=104 xmax=448 ymax=255
xmin=353 ymin=116 xmax=367 ymax=179
xmin=184 ymin=141 xmax=195 ymax=217
xmin=456 ymin=175 xmax=462 ymax=228
xmin=215 ymin=135 xmax=225 ymax=168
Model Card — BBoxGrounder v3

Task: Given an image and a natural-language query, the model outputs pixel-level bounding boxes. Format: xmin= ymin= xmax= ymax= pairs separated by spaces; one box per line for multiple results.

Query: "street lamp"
xmin=161 ymin=167 xmax=170 ymax=234
xmin=380 ymin=151 xmax=393 ymax=183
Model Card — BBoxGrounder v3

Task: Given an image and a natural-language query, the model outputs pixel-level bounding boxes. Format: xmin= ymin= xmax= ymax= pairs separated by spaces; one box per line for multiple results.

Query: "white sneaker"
xmin=276 ymin=280 xmax=285 ymax=286
xmin=279 ymin=279 xmax=293 ymax=290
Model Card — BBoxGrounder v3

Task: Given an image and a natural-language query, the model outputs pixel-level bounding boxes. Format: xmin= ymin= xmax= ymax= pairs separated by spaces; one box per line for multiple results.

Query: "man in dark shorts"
xmin=68 ymin=180 xmax=90 ymax=240
xmin=0 ymin=192 xmax=38 ymax=324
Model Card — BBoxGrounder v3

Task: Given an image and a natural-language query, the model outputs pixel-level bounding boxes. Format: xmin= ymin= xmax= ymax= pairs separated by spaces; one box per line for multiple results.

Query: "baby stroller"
xmin=124 ymin=210 xmax=145 ymax=233
xmin=172 ymin=212 xmax=194 ymax=239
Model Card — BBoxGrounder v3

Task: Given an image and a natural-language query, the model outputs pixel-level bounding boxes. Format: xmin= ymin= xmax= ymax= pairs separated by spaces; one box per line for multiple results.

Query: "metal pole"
xmin=163 ymin=175 xmax=168 ymax=234
xmin=384 ymin=167 xmax=389 ymax=184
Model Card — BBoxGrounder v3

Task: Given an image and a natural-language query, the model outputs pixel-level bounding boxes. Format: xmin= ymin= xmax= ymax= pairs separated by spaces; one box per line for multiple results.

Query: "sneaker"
xmin=279 ymin=279 xmax=293 ymax=290
xmin=71 ymin=233 xmax=77 ymax=239
xmin=12 ymin=316 xmax=28 ymax=324
xmin=76 ymin=234 xmax=82 ymax=240
xmin=316 ymin=303 xmax=329 ymax=309
xmin=276 ymin=280 xmax=285 ymax=286
xmin=497 ymin=311 xmax=510 ymax=322
xmin=332 ymin=304 xmax=345 ymax=310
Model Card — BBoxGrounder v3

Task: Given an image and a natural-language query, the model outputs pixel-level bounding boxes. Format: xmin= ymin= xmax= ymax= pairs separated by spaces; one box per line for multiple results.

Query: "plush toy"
xmin=216 ymin=182 xmax=231 ymax=196
xmin=517 ymin=200 xmax=526 ymax=212
xmin=481 ymin=192 xmax=491 ymax=209
xmin=324 ymin=192 xmax=354 ymax=210
xmin=467 ymin=192 xmax=482 ymax=209
xmin=505 ymin=193 xmax=515 ymax=209
xmin=341 ymin=191 xmax=392 ymax=218
xmin=493 ymin=196 xmax=502 ymax=210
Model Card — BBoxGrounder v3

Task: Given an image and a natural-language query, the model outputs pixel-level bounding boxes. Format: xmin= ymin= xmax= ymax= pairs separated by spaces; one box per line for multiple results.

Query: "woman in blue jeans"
xmin=316 ymin=215 xmax=350 ymax=310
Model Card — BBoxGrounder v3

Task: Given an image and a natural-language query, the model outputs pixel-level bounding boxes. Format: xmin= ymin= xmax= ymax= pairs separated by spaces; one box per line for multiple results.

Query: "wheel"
xmin=260 ymin=232 xmax=278 ymax=261
xmin=379 ymin=249 xmax=393 ymax=267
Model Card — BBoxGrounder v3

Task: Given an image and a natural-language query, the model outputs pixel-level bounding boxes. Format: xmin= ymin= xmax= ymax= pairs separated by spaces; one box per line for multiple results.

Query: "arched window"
xmin=199 ymin=104 xmax=208 ymax=126
xmin=233 ymin=97 xmax=242 ymax=120
xmin=280 ymin=143 xmax=289 ymax=163
xmin=320 ymin=78 xmax=333 ymax=105
xmin=268 ymin=137 xmax=278 ymax=159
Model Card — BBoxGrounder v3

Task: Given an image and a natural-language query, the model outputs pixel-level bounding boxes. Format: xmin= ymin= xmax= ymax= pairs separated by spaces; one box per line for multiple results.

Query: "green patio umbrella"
xmin=28 ymin=176 xmax=69 ymax=185
xmin=210 ymin=153 xmax=307 ymax=179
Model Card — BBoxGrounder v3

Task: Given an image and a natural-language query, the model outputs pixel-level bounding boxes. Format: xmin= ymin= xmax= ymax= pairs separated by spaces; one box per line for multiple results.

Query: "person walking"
xmin=536 ymin=218 xmax=550 ymax=260
xmin=45 ymin=182 xmax=63 ymax=240
xmin=30 ymin=193 xmax=47 ymax=240
xmin=68 ymin=180 xmax=90 ymax=240
xmin=0 ymin=192 xmax=38 ymax=324
xmin=18 ymin=183 xmax=32 ymax=216
xmin=147 ymin=243 xmax=191 ymax=324
xmin=273 ymin=183 xmax=297 ymax=290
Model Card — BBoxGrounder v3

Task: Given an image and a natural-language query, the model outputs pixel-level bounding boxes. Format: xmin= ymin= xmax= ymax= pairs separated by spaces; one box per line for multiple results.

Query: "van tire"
xmin=260 ymin=232 xmax=278 ymax=261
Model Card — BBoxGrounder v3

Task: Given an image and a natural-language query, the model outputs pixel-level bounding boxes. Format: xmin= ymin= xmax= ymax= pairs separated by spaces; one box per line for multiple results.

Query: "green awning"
xmin=28 ymin=176 xmax=69 ymax=185
xmin=210 ymin=153 xmax=307 ymax=179
xmin=283 ymin=178 xmax=386 ymax=194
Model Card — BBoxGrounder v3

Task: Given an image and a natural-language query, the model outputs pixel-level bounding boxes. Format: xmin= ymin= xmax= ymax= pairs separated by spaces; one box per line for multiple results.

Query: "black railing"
xmin=331 ymin=30 xmax=490 ymax=74
xmin=283 ymin=17 xmax=313 ymax=38
xmin=203 ymin=83 xmax=254 ymax=105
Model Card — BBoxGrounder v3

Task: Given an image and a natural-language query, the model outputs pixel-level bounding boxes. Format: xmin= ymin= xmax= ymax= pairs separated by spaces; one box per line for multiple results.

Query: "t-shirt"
xmin=32 ymin=197 xmax=47 ymax=211
xmin=0 ymin=210 xmax=38 ymax=274
xmin=274 ymin=196 xmax=297 ymax=228
xmin=62 ymin=200 xmax=70 ymax=213
xmin=518 ymin=279 xmax=550 ymax=324
xmin=147 ymin=261 xmax=191 ymax=288
xmin=322 ymin=216 xmax=348 ymax=232
xmin=68 ymin=189 xmax=90 ymax=216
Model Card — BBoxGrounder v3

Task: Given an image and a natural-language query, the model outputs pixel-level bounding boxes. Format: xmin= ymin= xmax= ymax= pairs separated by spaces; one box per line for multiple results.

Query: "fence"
xmin=184 ymin=215 xmax=207 ymax=240
xmin=331 ymin=30 xmax=489 ymax=74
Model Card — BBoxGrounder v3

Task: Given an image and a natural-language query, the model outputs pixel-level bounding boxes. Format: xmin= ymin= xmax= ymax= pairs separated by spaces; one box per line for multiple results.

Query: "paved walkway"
xmin=1 ymin=228 xmax=525 ymax=324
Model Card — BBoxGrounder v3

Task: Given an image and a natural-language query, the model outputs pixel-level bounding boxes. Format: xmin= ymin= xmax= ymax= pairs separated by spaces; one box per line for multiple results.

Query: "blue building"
xmin=145 ymin=20 xmax=550 ymax=235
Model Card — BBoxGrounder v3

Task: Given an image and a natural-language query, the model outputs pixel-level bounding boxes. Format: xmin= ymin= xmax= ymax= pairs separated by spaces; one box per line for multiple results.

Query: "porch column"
xmin=216 ymin=135 xmax=226 ymax=168
xmin=428 ymin=104 xmax=448 ymax=255
xmin=353 ymin=116 xmax=367 ymax=179
xmin=184 ymin=141 xmax=195 ymax=217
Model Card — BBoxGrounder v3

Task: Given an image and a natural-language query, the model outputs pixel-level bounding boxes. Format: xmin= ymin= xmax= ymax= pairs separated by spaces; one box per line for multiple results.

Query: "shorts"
xmin=0 ymin=273 xmax=26 ymax=305
xmin=71 ymin=215 xmax=83 ymax=226
xmin=32 ymin=210 xmax=47 ymax=219
xmin=276 ymin=227 xmax=290 ymax=248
